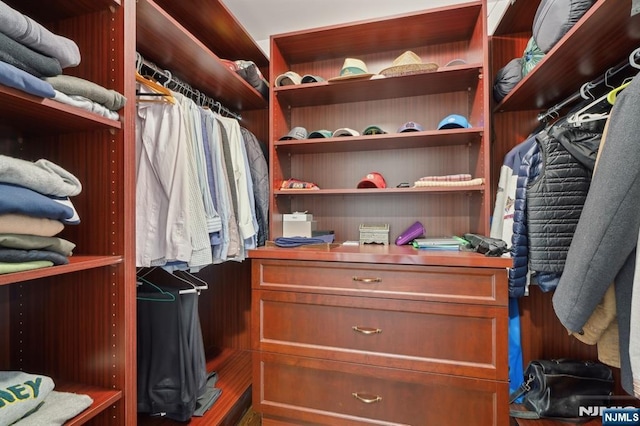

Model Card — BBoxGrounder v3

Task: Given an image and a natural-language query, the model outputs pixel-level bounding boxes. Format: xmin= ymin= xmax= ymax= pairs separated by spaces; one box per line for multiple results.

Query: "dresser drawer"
xmin=252 ymin=259 xmax=507 ymax=306
xmin=253 ymin=290 xmax=508 ymax=380
xmin=254 ymin=352 xmax=510 ymax=426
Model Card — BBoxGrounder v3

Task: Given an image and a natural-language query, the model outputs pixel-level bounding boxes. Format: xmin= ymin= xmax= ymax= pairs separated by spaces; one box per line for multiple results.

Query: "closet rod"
xmin=135 ymin=52 xmax=242 ymax=121
xmin=537 ymin=47 xmax=640 ymax=122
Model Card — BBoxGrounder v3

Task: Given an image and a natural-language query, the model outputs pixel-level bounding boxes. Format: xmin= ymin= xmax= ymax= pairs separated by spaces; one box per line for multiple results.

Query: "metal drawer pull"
xmin=352 ymin=392 xmax=382 ymax=404
xmin=352 ymin=276 xmax=381 ymax=283
xmin=352 ymin=326 xmax=382 ymax=335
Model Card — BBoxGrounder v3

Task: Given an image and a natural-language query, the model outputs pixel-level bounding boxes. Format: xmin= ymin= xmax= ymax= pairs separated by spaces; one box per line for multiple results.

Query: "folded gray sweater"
xmin=0 ymin=371 xmax=55 ymax=426
xmin=45 ymin=75 xmax=127 ymax=111
xmin=0 ymin=155 xmax=82 ymax=197
xmin=0 ymin=0 xmax=80 ymax=68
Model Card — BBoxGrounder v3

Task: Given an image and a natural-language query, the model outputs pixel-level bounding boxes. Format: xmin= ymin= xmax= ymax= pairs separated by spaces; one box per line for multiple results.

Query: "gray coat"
xmin=552 ymin=73 xmax=640 ymax=395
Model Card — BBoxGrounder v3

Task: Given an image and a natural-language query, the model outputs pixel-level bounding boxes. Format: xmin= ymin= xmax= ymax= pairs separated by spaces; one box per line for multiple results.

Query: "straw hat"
xmin=328 ymin=58 xmax=375 ymax=82
xmin=379 ymin=51 xmax=438 ymax=77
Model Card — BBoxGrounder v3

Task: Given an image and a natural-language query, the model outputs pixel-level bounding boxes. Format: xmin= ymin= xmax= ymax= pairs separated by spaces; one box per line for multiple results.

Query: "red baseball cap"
xmin=357 ymin=172 xmax=386 ymax=188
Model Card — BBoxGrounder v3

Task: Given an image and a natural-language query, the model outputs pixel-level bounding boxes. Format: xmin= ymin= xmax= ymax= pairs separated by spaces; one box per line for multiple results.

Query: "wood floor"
xmin=237 ymin=407 xmax=261 ymax=426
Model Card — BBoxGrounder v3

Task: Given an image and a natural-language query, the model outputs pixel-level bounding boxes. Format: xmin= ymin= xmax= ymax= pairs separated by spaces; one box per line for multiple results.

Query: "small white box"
xmin=283 ymin=213 xmax=313 ymax=222
xmin=283 ymin=220 xmax=317 ymax=237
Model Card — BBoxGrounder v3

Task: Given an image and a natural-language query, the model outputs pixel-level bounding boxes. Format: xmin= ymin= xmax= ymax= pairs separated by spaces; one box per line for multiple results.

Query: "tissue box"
xmin=283 ymin=220 xmax=317 ymax=237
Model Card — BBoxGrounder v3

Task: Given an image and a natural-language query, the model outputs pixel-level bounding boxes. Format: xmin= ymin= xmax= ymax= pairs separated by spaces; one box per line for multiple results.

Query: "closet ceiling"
xmin=221 ymin=0 xmax=509 ymax=58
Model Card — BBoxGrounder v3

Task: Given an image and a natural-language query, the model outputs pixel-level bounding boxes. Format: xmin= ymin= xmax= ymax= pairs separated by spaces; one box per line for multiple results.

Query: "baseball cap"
xmin=301 ymin=74 xmax=325 ymax=83
xmin=308 ymin=129 xmax=332 ymax=138
xmin=357 ymin=172 xmax=387 ymax=189
xmin=437 ymin=114 xmax=472 ymax=130
xmin=397 ymin=121 xmax=424 ymax=133
xmin=363 ymin=125 xmax=388 ymax=135
xmin=444 ymin=59 xmax=467 ymax=67
xmin=278 ymin=126 xmax=308 ymax=140
xmin=275 ymin=71 xmax=302 ymax=86
xmin=332 ymin=128 xmax=360 ymax=137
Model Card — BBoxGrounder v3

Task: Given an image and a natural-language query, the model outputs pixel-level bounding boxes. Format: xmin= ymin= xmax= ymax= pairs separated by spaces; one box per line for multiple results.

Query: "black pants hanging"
xmin=137 ymin=287 xmax=207 ymax=422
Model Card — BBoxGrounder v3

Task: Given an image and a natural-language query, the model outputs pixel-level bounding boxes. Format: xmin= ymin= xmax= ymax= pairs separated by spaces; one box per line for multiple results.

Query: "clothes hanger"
xmin=566 ymin=91 xmax=611 ymax=127
xmin=137 ymin=266 xmax=205 ymax=295
xmin=174 ymin=270 xmax=208 ymax=294
xmin=605 ymin=49 xmax=640 ymax=104
xmin=136 ymin=276 xmax=176 ymax=302
xmin=135 ymin=55 xmax=175 ymax=105
xmin=606 ymin=80 xmax=632 ymax=105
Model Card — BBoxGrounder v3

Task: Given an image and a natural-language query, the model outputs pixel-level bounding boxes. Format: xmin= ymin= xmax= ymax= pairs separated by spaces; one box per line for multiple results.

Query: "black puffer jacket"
xmin=527 ymin=119 xmax=602 ymax=278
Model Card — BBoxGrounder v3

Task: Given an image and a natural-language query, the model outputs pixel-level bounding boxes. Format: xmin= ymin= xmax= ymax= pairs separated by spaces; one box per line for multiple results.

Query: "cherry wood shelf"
xmin=0 ymin=256 xmax=123 ymax=286
xmin=12 ymin=0 xmax=121 ymax=23
xmin=138 ymin=348 xmax=252 ymax=426
xmin=275 ymin=186 xmax=485 ymax=196
xmin=57 ymin=382 xmax=122 ymax=426
xmin=275 ymin=128 xmax=483 ymax=154
xmin=149 ymin=0 xmax=268 ymax=78
xmin=274 ymin=64 xmax=483 ymax=107
xmin=494 ymin=0 xmax=640 ymax=113
xmin=0 ymin=86 xmax=121 ymax=136
xmin=491 ymin=0 xmax=540 ymax=37
xmin=273 ymin=2 xmax=482 ymax=63
xmin=136 ymin=0 xmax=268 ymax=112
xmin=250 ymin=245 xmax=512 ymax=269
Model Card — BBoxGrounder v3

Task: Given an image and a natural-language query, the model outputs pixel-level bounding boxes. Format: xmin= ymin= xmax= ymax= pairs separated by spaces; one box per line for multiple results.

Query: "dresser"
xmin=250 ymin=246 xmax=511 ymax=425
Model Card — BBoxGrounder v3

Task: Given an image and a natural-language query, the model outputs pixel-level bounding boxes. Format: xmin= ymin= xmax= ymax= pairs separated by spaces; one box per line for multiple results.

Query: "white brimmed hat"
xmin=328 ymin=58 xmax=375 ymax=82
xmin=379 ymin=51 xmax=438 ymax=77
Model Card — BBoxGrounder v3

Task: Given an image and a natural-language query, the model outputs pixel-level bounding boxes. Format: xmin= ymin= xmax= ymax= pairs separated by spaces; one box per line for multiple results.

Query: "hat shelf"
xmin=274 ymin=64 xmax=483 ymax=108
xmin=274 ymin=127 xmax=482 ymax=155
xmin=268 ymin=0 xmax=491 ymax=241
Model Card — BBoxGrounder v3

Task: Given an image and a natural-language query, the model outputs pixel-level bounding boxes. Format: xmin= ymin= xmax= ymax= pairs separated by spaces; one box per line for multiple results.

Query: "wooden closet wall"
xmin=0 ymin=0 xmax=137 ymax=424
xmin=135 ymin=0 xmax=269 ymax=425
xmin=490 ymin=0 xmax=640 ymax=399
xmin=0 ymin=0 xmax=268 ymax=425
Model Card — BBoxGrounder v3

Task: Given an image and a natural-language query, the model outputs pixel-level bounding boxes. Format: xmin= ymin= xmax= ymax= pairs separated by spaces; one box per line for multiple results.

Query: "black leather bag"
xmin=510 ymin=359 xmax=614 ymax=420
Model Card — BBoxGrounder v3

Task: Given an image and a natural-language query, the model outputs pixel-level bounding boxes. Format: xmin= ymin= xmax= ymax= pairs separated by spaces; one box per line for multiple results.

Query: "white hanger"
xmin=566 ymin=92 xmax=610 ymax=127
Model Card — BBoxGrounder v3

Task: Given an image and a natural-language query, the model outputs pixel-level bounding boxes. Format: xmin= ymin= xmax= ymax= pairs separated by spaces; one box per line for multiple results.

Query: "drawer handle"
xmin=352 ymin=392 xmax=382 ymax=404
xmin=352 ymin=326 xmax=382 ymax=335
xmin=352 ymin=276 xmax=381 ymax=283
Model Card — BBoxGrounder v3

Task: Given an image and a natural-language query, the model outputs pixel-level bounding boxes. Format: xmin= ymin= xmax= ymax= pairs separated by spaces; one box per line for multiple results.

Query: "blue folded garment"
xmin=274 ymin=235 xmax=334 ymax=248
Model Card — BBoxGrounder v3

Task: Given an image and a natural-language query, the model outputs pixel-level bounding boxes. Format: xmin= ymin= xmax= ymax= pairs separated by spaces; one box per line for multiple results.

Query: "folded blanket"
xmin=0 ymin=0 xmax=80 ymax=68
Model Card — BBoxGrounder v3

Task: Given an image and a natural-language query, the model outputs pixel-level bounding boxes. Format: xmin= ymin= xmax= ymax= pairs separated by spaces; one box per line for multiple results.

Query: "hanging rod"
xmin=135 ymin=52 xmax=242 ymax=121
xmin=537 ymin=47 xmax=640 ymax=122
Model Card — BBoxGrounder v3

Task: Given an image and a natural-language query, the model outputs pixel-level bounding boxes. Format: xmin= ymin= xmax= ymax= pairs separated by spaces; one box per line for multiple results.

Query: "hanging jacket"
xmin=509 ymin=140 xmax=541 ymax=297
xmin=527 ymin=120 xmax=599 ymax=281
xmin=240 ymin=127 xmax=269 ymax=246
